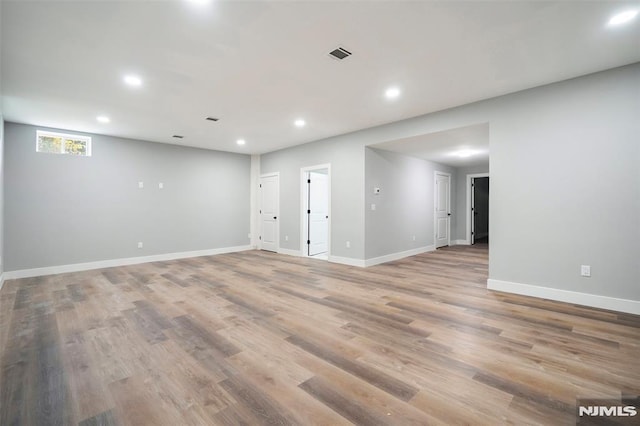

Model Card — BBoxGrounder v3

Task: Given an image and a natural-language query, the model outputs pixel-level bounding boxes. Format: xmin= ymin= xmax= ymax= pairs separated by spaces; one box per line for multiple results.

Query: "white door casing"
xmin=434 ymin=171 xmax=451 ymax=248
xmin=471 ymin=178 xmax=476 ymax=245
xmin=308 ymin=171 xmax=329 ymax=256
xmin=260 ymin=173 xmax=279 ymax=252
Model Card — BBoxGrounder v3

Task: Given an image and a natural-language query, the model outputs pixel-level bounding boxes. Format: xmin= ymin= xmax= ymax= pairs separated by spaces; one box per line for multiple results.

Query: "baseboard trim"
xmin=328 ymin=255 xmax=366 ymax=268
xmin=453 ymin=240 xmax=471 ymax=245
xmin=4 ymin=245 xmax=253 ymax=280
xmin=277 ymin=248 xmax=302 ymax=257
xmin=487 ymin=279 xmax=640 ymax=315
xmin=364 ymin=245 xmax=435 ymax=267
xmin=0 ymin=273 xmax=4 ymax=291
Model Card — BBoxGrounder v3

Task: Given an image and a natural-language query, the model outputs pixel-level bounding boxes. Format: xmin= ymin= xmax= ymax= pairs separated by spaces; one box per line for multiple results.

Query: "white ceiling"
xmin=371 ymin=123 xmax=490 ymax=168
xmin=1 ymin=1 xmax=639 ymax=155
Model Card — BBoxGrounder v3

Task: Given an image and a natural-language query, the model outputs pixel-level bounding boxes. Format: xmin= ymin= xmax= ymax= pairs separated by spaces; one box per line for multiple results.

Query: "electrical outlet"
xmin=138 ymin=181 xmax=144 ymax=189
xmin=412 ymin=235 xmax=416 ymax=241
xmin=581 ymin=265 xmax=591 ymax=277
xmin=158 ymin=182 xmax=164 ymax=189
xmin=138 ymin=242 xmax=143 ymax=249
xmin=371 ymin=203 xmax=376 ymax=211
xmin=346 ymin=241 xmax=351 ymax=248
xmin=285 ymin=235 xmax=289 ymax=241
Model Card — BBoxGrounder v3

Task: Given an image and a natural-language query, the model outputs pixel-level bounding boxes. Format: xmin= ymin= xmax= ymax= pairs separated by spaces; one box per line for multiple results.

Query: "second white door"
xmin=434 ymin=172 xmax=451 ymax=248
xmin=260 ymin=174 xmax=279 ymax=252
xmin=308 ymin=171 xmax=329 ymax=256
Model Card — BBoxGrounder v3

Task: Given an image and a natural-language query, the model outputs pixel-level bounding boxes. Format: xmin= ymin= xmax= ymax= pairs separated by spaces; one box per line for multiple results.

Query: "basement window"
xmin=36 ymin=130 xmax=92 ymax=156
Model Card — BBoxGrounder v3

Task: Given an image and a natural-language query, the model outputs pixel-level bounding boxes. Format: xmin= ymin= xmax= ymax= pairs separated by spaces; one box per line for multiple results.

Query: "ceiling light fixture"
xmin=123 ymin=75 xmax=143 ymax=87
xmin=294 ymin=119 xmax=306 ymax=128
xmin=608 ymin=10 xmax=638 ymax=26
xmin=96 ymin=115 xmax=110 ymax=123
xmin=452 ymin=149 xmax=479 ymax=158
xmin=236 ymin=139 xmax=246 ymax=146
xmin=385 ymin=87 xmax=401 ymax=100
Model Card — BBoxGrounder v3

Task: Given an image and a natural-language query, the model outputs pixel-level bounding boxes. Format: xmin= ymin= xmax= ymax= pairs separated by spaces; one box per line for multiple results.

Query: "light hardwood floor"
xmin=1 ymin=245 xmax=639 ymax=425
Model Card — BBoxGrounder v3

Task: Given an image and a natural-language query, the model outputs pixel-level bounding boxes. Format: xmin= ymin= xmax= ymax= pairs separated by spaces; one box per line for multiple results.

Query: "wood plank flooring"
xmin=1 ymin=245 xmax=639 ymax=425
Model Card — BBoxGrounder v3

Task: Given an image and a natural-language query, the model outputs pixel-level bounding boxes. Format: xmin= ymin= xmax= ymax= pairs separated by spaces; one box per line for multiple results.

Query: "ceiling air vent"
xmin=205 ymin=117 xmax=219 ymax=122
xmin=328 ymin=47 xmax=352 ymax=60
xmin=172 ymin=135 xmax=184 ymax=139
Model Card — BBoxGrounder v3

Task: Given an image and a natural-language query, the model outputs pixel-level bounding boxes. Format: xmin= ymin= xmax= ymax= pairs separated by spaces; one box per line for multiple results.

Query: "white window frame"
xmin=36 ymin=130 xmax=92 ymax=156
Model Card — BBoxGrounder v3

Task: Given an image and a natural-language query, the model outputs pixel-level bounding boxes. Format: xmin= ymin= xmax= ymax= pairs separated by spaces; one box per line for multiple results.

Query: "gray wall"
xmin=0 ymin=115 xmax=4 ymax=276
xmin=4 ymin=122 xmax=251 ymax=271
xmin=0 ymin=1 xmax=4 ymax=278
xmin=489 ymin=64 xmax=639 ymax=300
xmin=454 ymin=164 xmax=489 ymax=241
xmin=365 ymin=148 xmax=454 ymax=259
xmin=261 ymin=135 xmax=365 ymax=260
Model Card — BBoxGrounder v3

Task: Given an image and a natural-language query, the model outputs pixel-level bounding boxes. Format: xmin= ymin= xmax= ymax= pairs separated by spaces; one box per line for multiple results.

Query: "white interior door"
xmin=260 ymin=174 xmax=279 ymax=252
xmin=308 ymin=171 xmax=328 ymax=256
xmin=435 ymin=172 xmax=451 ymax=248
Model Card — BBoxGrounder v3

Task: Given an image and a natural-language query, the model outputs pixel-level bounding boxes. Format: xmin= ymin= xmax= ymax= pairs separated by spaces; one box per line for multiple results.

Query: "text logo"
xmin=578 ymin=406 xmax=637 ymax=417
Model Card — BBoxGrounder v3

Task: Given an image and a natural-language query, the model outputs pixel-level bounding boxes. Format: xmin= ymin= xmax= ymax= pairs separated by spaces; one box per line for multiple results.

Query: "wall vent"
xmin=328 ymin=47 xmax=352 ymax=60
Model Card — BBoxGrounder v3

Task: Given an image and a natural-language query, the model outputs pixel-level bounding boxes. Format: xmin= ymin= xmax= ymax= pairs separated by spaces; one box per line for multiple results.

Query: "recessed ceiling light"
xmin=236 ymin=139 xmax=246 ymax=146
xmin=452 ymin=149 xmax=480 ymax=158
xmin=385 ymin=87 xmax=401 ymax=100
xmin=608 ymin=10 xmax=638 ymax=26
xmin=123 ymin=75 xmax=142 ymax=87
xmin=294 ymin=119 xmax=306 ymax=128
xmin=96 ymin=115 xmax=110 ymax=123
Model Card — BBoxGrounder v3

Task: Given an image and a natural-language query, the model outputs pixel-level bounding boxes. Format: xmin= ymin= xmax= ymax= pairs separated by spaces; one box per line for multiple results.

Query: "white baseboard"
xmin=453 ymin=240 xmax=471 ymax=245
xmin=4 ymin=245 xmax=253 ymax=280
xmin=0 ymin=273 xmax=4 ymax=291
xmin=487 ymin=279 xmax=640 ymax=315
xmin=328 ymin=255 xmax=366 ymax=268
xmin=277 ymin=248 xmax=302 ymax=257
xmin=364 ymin=245 xmax=435 ymax=267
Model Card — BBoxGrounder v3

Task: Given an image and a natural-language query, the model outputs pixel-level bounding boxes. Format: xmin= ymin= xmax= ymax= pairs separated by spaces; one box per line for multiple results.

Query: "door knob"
xmin=447 ymin=213 xmax=451 ymax=216
xmin=273 ymin=216 xmax=277 ymax=220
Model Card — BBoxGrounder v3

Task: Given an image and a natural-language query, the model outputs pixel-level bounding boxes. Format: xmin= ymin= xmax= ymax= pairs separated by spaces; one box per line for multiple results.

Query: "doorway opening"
xmin=301 ymin=164 xmax=331 ymax=259
xmin=467 ymin=173 xmax=490 ymax=245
